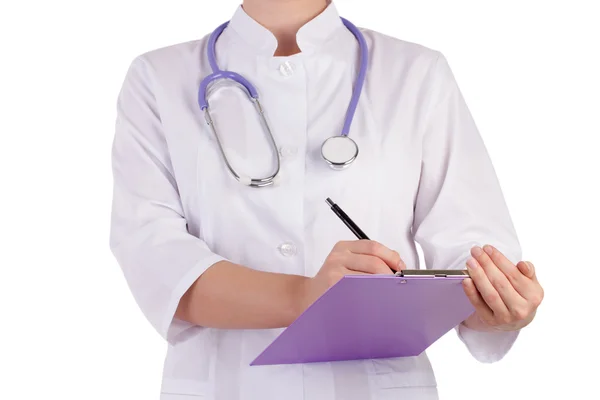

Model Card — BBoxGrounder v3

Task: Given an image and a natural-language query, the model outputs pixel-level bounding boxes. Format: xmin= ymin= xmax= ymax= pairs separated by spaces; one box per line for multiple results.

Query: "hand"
xmin=300 ymin=240 xmax=405 ymax=310
xmin=462 ymin=245 xmax=544 ymax=332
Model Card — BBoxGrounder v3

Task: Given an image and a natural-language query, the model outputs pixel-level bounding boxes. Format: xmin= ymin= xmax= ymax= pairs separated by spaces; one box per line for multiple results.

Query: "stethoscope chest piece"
xmin=321 ymin=136 xmax=359 ymax=170
xmin=201 ymin=17 xmax=367 ymax=184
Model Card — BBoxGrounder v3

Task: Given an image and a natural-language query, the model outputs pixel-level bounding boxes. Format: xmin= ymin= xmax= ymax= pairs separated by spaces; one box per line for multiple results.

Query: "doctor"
xmin=110 ymin=0 xmax=544 ymax=399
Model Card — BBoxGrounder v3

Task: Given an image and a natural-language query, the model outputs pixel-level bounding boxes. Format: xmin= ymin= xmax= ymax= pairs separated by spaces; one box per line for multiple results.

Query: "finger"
xmin=482 ymin=244 xmax=529 ymax=294
xmin=341 ymin=240 xmax=404 ymax=271
xmin=517 ymin=261 xmax=536 ymax=280
xmin=395 ymin=251 xmax=406 ymax=270
xmin=343 ymin=270 xmax=370 ymax=276
xmin=462 ymin=278 xmax=494 ymax=324
xmin=516 ymin=261 xmax=544 ymax=306
xmin=471 ymin=246 xmax=525 ymax=310
xmin=322 ymin=268 xmax=369 ymax=292
xmin=465 ymin=257 xmax=511 ymax=318
xmin=351 ymin=241 xmax=404 ymax=271
xmin=342 ymin=253 xmax=396 ymax=275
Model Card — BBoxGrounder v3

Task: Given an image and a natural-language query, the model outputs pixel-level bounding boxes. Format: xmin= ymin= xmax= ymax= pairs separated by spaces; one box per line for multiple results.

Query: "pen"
xmin=326 ymin=198 xmax=395 ymax=273
xmin=326 ymin=197 xmax=369 ymax=240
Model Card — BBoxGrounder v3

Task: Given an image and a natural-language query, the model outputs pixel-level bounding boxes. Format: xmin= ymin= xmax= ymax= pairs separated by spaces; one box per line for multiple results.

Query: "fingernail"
xmin=394 ymin=251 xmax=403 ymax=268
xmin=526 ymin=261 xmax=534 ymax=273
xmin=462 ymin=278 xmax=473 ymax=289
xmin=471 ymin=246 xmax=483 ymax=257
xmin=466 ymin=257 xmax=478 ymax=270
xmin=483 ymin=245 xmax=493 ymax=256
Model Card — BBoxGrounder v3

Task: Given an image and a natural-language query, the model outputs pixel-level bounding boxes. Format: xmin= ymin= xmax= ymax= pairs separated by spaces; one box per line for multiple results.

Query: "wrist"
xmin=286 ymin=275 xmax=313 ymax=325
xmin=462 ymin=311 xmax=533 ymax=332
xmin=462 ymin=313 xmax=497 ymax=332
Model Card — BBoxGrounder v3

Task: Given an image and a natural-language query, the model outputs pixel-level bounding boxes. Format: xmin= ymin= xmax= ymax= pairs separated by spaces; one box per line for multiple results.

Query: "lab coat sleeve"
xmin=412 ymin=52 xmax=522 ymax=363
xmin=109 ymin=56 xmax=227 ymax=344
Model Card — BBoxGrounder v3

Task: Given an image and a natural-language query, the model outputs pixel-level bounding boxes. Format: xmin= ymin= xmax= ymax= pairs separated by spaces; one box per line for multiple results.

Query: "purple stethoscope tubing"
xmin=339 ymin=17 xmax=368 ymax=136
xmin=197 ymin=17 xmax=368 ymax=137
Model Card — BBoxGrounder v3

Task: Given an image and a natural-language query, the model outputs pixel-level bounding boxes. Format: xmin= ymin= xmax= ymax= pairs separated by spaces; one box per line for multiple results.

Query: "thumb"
xmin=517 ymin=261 xmax=536 ymax=279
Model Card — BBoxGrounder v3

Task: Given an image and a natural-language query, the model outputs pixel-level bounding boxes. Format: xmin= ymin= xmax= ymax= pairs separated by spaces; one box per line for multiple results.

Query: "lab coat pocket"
xmin=160 ymin=379 xmax=207 ymax=398
xmin=369 ymin=354 xmax=437 ymax=389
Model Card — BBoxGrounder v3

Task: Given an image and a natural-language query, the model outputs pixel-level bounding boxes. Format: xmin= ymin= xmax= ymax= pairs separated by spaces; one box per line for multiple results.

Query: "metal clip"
xmin=253 ymin=98 xmax=264 ymax=114
xmin=204 ymin=109 xmax=213 ymax=125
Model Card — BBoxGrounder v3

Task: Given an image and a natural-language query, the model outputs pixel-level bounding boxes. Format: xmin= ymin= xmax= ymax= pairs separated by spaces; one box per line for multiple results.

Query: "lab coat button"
xmin=278 ymin=61 xmax=295 ymax=77
xmin=278 ymin=242 xmax=297 ymax=257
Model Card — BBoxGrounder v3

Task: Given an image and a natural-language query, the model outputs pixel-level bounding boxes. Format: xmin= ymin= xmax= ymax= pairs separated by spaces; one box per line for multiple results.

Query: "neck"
xmin=242 ymin=0 xmax=328 ymax=56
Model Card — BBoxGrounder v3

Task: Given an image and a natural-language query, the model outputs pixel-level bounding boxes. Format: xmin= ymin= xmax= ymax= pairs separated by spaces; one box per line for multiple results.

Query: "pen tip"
xmin=325 ymin=198 xmax=334 ymax=207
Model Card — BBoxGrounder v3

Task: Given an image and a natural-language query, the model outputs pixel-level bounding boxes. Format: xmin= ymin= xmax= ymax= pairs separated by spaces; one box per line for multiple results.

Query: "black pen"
xmin=326 ymin=198 xmax=397 ymax=273
xmin=326 ymin=198 xmax=370 ymax=240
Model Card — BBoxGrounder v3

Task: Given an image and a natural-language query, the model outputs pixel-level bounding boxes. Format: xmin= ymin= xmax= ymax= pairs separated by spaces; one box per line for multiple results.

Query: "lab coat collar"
xmin=227 ymin=1 xmax=344 ymax=56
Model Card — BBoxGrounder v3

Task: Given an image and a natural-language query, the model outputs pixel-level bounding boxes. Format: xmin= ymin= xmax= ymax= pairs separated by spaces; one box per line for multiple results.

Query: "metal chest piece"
xmin=321 ymin=136 xmax=359 ymax=170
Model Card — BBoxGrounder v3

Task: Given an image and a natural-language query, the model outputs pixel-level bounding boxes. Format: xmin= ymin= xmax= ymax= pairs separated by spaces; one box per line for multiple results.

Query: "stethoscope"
xmin=198 ymin=17 xmax=368 ymax=187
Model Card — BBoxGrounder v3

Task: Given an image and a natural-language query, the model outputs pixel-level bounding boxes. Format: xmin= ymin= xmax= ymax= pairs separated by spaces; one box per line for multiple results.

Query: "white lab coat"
xmin=110 ymin=3 xmax=521 ymax=399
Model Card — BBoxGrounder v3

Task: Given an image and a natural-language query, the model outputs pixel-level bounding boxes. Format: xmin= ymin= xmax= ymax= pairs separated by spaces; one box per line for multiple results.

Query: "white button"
xmin=278 ymin=61 xmax=295 ymax=77
xmin=278 ymin=146 xmax=298 ymax=160
xmin=278 ymin=242 xmax=297 ymax=257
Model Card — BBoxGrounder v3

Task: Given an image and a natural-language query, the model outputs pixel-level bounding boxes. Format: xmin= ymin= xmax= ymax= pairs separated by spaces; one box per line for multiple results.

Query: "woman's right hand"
xmin=299 ymin=240 xmax=406 ymax=311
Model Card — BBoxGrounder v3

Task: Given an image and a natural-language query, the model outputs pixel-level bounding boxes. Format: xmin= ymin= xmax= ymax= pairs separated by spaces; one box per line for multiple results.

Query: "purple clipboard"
xmin=251 ymin=274 xmax=474 ymax=366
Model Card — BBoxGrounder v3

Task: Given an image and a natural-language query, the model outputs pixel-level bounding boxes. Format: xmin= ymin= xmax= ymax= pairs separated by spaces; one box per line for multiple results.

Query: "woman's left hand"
xmin=462 ymin=245 xmax=544 ymax=332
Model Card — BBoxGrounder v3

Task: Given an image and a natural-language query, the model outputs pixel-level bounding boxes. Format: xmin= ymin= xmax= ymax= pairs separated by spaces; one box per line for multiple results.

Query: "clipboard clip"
xmin=395 ymin=269 xmax=470 ymax=278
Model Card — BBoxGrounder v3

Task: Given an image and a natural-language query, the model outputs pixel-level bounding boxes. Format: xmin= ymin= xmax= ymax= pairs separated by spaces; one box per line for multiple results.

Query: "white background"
xmin=1 ymin=0 xmax=599 ymax=399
